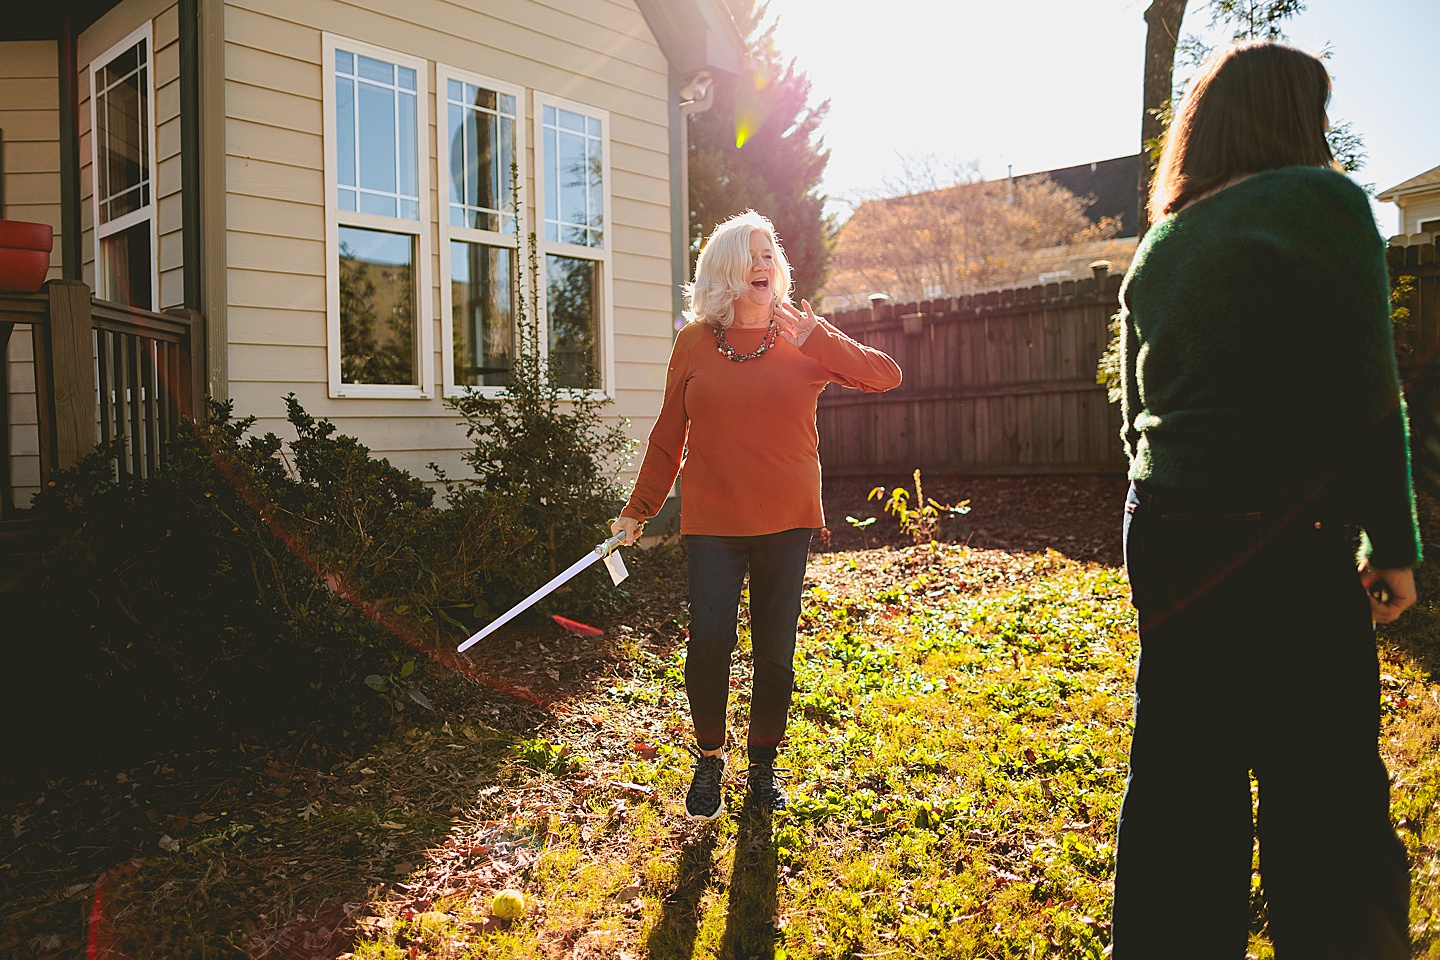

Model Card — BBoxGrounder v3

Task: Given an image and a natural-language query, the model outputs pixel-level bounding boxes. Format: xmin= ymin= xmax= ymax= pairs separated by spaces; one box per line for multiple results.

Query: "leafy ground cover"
xmin=4 ymin=484 xmax=1439 ymax=959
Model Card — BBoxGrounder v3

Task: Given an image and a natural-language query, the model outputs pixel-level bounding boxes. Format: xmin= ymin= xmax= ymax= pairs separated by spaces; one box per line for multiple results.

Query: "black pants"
xmin=1112 ymin=483 xmax=1409 ymax=959
xmin=684 ymin=528 xmax=813 ymax=763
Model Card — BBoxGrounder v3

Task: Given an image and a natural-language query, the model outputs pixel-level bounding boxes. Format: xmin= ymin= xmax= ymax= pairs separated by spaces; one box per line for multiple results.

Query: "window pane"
xmin=546 ymin=254 xmax=600 ymax=390
xmin=543 ymin=125 xmax=557 ymax=225
xmin=559 ymin=131 xmax=586 ymax=234
xmin=447 ymin=79 xmax=516 ymax=231
xmin=398 ymin=91 xmax=417 ymax=209
xmin=336 ymin=76 xmax=356 ymax=187
xmin=451 ymin=241 xmax=513 ymax=388
xmin=338 ymin=187 xmax=357 ymax=212
xmin=336 ymin=50 xmax=354 ymax=74
xmin=473 ymin=109 xmax=498 ymax=213
xmin=447 ymin=102 xmax=466 ymax=205
xmin=357 ymin=82 xmax=396 ymax=194
xmin=338 ymin=226 xmax=417 ymax=386
xmin=360 ymin=192 xmax=397 ymax=218
xmin=357 ymin=55 xmax=392 ymax=84
xmin=542 ymin=103 xmax=603 ymax=249
xmin=397 ymin=65 xmax=416 ymax=91
xmin=97 ymin=41 xmax=149 ymax=225
xmin=100 ymin=220 xmax=152 ymax=309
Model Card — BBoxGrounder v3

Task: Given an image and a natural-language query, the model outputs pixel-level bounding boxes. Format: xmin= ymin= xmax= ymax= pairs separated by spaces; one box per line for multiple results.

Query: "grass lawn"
xmin=5 ymin=524 xmax=1439 ymax=958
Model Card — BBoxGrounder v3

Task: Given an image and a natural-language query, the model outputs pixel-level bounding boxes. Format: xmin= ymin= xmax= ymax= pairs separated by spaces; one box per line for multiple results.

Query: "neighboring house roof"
xmin=1377 ymin=163 xmax=1440 ymax=203
xmin=1024 ymin=154 xmax=1142 ymax=239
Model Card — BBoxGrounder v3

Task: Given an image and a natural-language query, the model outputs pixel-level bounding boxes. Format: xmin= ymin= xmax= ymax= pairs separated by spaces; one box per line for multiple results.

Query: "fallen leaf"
xmin=633 ymin=742 xmax=658 ymax=760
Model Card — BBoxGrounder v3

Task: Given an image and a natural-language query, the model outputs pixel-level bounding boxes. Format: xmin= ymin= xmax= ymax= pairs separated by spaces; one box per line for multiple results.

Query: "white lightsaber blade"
xmin=457 ymin=531 xmax=627 ymax=653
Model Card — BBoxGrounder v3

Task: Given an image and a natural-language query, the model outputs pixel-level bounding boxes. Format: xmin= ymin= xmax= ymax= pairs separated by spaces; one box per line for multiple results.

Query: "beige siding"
xmin=78 ymin=0 xmax=184 ymax=307
xmin=1 ymin=41 xmax=62 ymax=509
xmin=1401 ymin=196 xmax=1440 ymax=236
xmin=222 ymin=0 xmax=676 ymax=483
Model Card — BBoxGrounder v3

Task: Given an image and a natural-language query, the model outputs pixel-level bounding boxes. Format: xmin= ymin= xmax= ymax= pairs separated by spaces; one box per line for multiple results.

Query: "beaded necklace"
xmin=712 ymin=318 xmax=779 ymax=363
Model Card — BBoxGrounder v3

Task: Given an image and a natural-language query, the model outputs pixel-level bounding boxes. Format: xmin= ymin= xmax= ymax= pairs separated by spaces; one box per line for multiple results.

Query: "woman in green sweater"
xmin=1113 ymin=42 xmax=1420 ymax=958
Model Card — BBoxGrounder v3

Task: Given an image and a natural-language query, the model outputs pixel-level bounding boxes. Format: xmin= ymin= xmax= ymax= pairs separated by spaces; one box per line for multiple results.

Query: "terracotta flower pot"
xmin=0 ymin=219 xmax=55 ymax=294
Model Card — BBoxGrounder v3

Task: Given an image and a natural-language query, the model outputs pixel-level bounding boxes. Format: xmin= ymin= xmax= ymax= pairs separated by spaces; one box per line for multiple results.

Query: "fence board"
xmin=821 ymin=267 xmax=1126 ymax=476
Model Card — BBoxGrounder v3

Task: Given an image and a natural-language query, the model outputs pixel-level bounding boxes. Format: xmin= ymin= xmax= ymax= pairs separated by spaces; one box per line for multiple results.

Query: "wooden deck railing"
xmin=0 ymin=279 xmax=205 ymax=520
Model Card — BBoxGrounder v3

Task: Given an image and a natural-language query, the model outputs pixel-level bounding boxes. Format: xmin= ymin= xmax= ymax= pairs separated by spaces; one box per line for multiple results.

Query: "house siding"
xmin=220 ymin=0 xmax=677 ymax=484
xmin=78 ymin=0 xmax=186 ymax=310
xmin=1401 ymin=196 xmax=1440 ymax=236
xmin=0 ymin=40 xmax=63 ymax=509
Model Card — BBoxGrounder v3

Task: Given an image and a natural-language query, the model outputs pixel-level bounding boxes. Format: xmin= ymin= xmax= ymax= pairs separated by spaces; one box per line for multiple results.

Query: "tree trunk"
xmin=1138 ymin=0 xmax=1187 ymax=237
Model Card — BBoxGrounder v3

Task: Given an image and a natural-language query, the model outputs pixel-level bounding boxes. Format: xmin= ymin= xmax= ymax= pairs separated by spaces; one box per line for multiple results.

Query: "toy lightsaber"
xmin=457 ymin=531 xmax=629 ymax=653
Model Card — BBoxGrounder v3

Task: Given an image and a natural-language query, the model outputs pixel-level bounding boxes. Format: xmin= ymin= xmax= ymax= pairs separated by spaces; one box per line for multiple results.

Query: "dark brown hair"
xmin=1150 ymin=41 xmax=1334 ymax=221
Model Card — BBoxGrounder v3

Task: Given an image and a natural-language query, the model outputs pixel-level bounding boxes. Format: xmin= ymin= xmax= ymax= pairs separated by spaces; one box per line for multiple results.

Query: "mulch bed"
xmin=818 ymin=473 xmax=1129 ymax=566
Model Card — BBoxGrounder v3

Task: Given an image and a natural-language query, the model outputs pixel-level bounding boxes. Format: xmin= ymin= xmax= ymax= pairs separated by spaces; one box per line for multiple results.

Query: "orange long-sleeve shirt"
xmin=620 ymin=318 xmax=902 ymax=536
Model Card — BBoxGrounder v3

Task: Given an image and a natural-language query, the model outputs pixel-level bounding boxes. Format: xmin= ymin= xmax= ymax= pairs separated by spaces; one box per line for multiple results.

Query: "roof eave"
xmin=1377 ymin=183 xmax=1440 ymax=204
xmin=634 ymin=0 xmax=748 ymax=78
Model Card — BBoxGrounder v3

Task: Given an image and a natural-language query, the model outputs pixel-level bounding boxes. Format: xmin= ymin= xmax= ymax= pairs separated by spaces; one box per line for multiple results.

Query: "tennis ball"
xmin=491 ymin=889 xmax=526 ymax=920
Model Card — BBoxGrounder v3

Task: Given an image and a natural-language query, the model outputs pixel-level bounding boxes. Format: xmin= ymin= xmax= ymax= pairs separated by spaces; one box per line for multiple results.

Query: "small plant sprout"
xmin=868 ymin=469 xmax=970 ymax=545
xmin=845 ymin=514 xmax=877 ymax=548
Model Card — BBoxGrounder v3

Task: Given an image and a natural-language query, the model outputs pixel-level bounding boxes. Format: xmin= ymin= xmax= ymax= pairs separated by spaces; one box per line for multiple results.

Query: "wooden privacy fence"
xmin=819 ymin=264 xmax=1126 ymax=477
xmin=1390 ymin=238 xmax=1440 ymax=488
xmin=0 ymin=279 xmax=206 ymax=520
xmin=819 ymin=238 xmax=1440 ymax=482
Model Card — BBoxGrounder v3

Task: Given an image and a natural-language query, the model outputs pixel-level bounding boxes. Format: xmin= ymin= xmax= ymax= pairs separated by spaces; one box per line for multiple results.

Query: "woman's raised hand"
xmin=774 ymin=298 xmax=821 ymax=347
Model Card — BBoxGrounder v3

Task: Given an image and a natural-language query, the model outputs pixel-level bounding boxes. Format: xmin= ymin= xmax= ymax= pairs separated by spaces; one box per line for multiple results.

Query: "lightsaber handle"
xmin=596 ymin=530 xmax=627 ymax=556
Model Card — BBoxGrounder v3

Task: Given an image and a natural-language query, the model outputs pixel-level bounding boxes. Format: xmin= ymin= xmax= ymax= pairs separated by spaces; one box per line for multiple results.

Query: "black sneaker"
xmin=743 ymin=760 xmax=790 ymax=810
xmin=685 ymin=748 xmax=726 ymax=820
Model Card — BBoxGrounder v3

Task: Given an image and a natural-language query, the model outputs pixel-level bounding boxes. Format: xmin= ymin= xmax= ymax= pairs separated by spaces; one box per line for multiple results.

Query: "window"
xmin=534 ymin=94 xmax=613 ymax=393
xmin=1420 ymin=218 xmax=1440 ymax=236
xmin=437 ymin=67 xmax=522 ymax=394
xmin=322 ymin=35 xmax=431 ymax=397
xmin=91 ymin=24 xmax=157 ymax=310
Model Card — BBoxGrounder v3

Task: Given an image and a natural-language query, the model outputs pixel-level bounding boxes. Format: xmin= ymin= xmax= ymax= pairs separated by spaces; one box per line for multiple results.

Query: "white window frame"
xmin=321 ymin=33 xmax=433 ymax=399
xmin=89 ymin=22 xmax=159 ymax=311
xmin=533 ymin=92 xmax=615 ymax=399
xmin=436 ymin=65 xmax=525 ymax=398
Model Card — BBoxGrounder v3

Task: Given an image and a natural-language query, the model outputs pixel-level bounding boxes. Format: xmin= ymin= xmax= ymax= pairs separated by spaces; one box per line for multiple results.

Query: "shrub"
xmin=445 ymin=182 xmax=636 ymax=615
xmin=32 ymin=397 xmax=532 ymax=748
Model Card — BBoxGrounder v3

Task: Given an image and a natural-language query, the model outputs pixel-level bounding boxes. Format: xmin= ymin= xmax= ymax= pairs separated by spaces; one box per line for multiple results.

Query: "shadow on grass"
xmin=646 ymin=828 xmax=719 ymax=960
xmin=719 ymin=802 xmax=779 ymax=960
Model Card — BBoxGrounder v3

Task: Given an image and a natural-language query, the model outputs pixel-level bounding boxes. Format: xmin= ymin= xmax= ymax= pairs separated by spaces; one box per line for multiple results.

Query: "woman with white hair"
xmin=610 ymin=210 xmax=901 ymax=819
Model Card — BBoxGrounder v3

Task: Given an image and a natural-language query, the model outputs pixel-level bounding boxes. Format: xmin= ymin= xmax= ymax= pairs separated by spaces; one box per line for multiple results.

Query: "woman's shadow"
xmin=718 ymin=802 xmax=781 ymax=959
xmin=645 ymin=801 xmax=781 ymax=960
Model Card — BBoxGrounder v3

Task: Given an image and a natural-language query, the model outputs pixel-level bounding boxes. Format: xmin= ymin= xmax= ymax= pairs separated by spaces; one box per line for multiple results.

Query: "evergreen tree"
xmin=688 ymin=0 xmax=832 ymax=303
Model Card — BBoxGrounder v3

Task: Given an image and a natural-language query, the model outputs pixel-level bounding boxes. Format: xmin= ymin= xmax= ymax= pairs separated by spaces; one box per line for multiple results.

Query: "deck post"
xmin=44 ymin=280 xmax=96 ymax=473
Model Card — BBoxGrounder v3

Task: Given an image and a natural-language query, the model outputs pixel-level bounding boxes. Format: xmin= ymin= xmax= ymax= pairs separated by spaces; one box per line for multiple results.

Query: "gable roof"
xmin=1023 ymin=154 xmax=1141 ymax=239
xmin=1377 ymin=164 xmax=1440 ymax=203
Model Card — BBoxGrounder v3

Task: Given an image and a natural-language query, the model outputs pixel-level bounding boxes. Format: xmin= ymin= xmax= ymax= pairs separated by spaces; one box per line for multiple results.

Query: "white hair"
xmin=684 ymin=210 xmax=793 ymax=328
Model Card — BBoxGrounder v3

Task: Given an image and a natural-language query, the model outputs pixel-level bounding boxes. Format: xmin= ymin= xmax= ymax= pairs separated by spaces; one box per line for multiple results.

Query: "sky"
xmin=765 ymin=0 xmax=1440 ymax=232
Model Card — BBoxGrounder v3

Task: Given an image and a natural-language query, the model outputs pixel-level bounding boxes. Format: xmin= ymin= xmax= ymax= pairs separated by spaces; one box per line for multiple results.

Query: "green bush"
xmin=445 ymin=191 xmax=636 ymax=615
xmin=33 ymin=397 xmax=533 ymax=745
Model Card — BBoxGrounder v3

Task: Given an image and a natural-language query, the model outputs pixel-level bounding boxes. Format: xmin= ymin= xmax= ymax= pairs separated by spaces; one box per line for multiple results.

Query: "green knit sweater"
xmin=1120 ymin=165 xmax=1422 ymax=568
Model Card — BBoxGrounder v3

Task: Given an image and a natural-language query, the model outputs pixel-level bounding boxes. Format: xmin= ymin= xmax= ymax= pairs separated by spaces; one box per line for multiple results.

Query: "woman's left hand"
xmin=774 ymin=298 xmax=821 ymax=347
